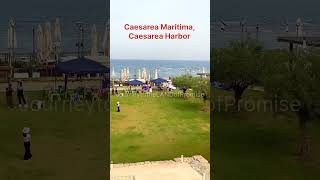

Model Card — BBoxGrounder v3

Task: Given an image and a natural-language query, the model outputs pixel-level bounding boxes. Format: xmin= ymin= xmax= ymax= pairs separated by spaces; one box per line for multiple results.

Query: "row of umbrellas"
xmin=7 ymin=17 xmax=110 ymax=63
xmin=35 ymin=18 xmax=61 ymax=62
xmin=128 ymin=78 xmax=168 ymax=86
xmin=116 ymin=67 xmax=159 ymax=82
xmin=87 ymin=23 xmax=110 ymax=57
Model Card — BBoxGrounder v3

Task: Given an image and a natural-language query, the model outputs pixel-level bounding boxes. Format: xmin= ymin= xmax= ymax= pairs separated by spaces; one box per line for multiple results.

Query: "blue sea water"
xmin=110 ymin=59 xmax=210 ymax=79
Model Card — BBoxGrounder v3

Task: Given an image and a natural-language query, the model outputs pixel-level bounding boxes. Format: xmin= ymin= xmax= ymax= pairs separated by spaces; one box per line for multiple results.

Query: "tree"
xmin=262 ymin=49 xmax=320 ymax=158
xmin=172 ymin=75 xmax=210 ymax=102
xmin=192 ymin=76 xmax=210 ymax=102
xmin=212 ymin=40 xmax=263 ymax=106
xmin=172 ymin=75 xmax=193 ymax=94
xmin=261 ymin=49 xmax=291 ymax=118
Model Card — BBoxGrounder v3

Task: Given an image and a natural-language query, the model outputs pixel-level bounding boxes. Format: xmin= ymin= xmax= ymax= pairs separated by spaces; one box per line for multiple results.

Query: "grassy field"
xmin=110 ymin=91 xmax=210 ymax=163
xmin=213 ymin=89 xmax=320 ymax=180
xmin=0 ymin=91 xmax=107 ymax=180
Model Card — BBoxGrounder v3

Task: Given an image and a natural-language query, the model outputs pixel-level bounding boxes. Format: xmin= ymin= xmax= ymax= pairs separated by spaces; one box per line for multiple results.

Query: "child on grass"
xmin=22 ymin=127 xmax=32 ymax=160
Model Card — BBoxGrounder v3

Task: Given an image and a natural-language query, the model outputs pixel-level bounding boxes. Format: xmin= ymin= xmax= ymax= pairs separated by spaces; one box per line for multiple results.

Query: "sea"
xmin=110 ymin=59 xmax=210 ymax=79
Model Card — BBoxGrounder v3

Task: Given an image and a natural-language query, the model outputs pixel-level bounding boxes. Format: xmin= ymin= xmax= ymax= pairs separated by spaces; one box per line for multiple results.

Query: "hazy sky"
xmin=212 ymin=0 xmax=319 ymax=20
xmin=0 ymin=0 xmax=109 ymax=17
xmin=111 ymin=0 xmax=210 ymax=61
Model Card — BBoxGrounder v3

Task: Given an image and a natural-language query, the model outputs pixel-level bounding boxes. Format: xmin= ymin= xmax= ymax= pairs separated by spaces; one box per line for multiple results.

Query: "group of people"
xmin=5 ymin=81 xmax=27 ymax=108
xmin=111 ymin=87 xmax=119 ymax=96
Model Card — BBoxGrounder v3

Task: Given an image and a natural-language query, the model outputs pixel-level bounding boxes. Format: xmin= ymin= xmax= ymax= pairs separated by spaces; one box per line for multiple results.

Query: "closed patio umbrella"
xmin=90 ymin=24 xmax=99 ymax=56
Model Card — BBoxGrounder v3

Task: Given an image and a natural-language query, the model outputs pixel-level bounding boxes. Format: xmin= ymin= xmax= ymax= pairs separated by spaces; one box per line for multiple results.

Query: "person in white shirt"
xmin=22 ymin=127 xmax=32 ymax=160
xmin=117 ymin=101 xmax=120 ymax=112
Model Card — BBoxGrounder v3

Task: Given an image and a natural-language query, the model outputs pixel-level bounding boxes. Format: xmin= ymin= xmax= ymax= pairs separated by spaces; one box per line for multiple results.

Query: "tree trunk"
xmin=297 ymin=108 xmax=311 ymax=159
xmin=271 ymin=96 xmax=277 ymax=119
xmin=233 ymin=85 xmax=247 ymax=108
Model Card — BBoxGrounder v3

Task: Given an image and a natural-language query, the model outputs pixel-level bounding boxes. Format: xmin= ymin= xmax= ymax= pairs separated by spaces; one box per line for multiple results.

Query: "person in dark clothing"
xmin=115 ymin=88 xmax=118 ymax=95
xmin=5 ymin=83 xmax=13 ymax=108
xmin=182 ymin=88 xmax=187 ymax=94
xmin=17 ymin=81 xmax=27 ymax=108
xmin=117 ymin=101 xmax=120 ymax=112
xmin=112 ymin=88 xmax=115 ymax=96
xmin=22 ymin=127 xmax=32 ymax=160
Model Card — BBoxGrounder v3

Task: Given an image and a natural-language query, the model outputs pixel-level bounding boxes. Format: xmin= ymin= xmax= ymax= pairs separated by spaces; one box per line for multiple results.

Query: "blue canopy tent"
xmin=55 ymin=57 xmax=109 ymax=91
xmin=55 ymin=57 xmax=108 ymax=75
xmin=150 ymin=78 xmax=168 ymax=85
xmin=128 ymin=79 xmax=145 ymax=86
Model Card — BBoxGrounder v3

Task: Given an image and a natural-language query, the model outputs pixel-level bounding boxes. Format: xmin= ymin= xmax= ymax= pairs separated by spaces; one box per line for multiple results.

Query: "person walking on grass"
xmin=112 ymin=88 xmax=115 ymax=96
xmin=17 ymin=81 xmax=27 ymax=108
xmin=117 ymin=101 xmax=120 ymax=112
xmin=22 ymin=127 xmax=32 ymax=160
xmin=5 ymin=83 xmax=13 ymax=108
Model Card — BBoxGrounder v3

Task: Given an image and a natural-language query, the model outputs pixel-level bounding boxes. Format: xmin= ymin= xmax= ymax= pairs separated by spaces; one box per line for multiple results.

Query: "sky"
xmin=0 ymin=0 xmax=109 ymax=18
xmin=211 ymin=0 xmax=320 ymax=48
xmin=212 ymin=0 xmax=319 ymax=21
xmin=110 ymin=0 xmax=210 ymax=61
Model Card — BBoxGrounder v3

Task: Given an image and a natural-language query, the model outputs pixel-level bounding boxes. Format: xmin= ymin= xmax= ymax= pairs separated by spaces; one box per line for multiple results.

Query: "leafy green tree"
xmin=262 ymin=49 xmax=320 ymax=157
xmin=172 ymin=75 xmax=210 ymax=102
xmin=212 ymin=40 xmax=263 ymax=106
xmin=172 ymin=75 xmax=193 ymax=94
xmin=261 ymin=49 xmax=290 ymax=117
xmin=192 ymin=76 xmax=210 ymax=102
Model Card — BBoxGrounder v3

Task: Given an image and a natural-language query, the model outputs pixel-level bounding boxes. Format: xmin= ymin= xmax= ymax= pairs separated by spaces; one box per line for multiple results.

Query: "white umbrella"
xmin=154 ymin=68 xmax=158 ymax=79
xmin=126 ymin=67 xmax=130 ymax=80
xmin=120 ymin=69 xmax=124 ymax=82
xmin=7 ymin=18 xmax=17 ymax=49
xmin=44 ymin=22 xmax=52 ymax=60
xmin=52 ymin=17 xmax=62 ymax=57
xmin=142 ymin=68 xmax=147 ymax=80
xmin=296 ymin=17 xmax=303 ymax=37
xmin=36 ymin=24 xmax=44 ymax=62
xmin=138 ymin=69 xmax=141 ymax=79
xmin=103 ymin=25 xmax=110 ymax=57
xmin=53 ymin=18 xmax=62 ymax=43
xmin=90 ymin=24 xmax=99 ymax=56
xmin=111 ymin=66 xmax=115 ymax=79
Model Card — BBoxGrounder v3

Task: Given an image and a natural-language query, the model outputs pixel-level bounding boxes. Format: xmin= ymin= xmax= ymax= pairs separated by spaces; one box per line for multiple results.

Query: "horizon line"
xmin=110 ymin=59 xmax=209 ymax=62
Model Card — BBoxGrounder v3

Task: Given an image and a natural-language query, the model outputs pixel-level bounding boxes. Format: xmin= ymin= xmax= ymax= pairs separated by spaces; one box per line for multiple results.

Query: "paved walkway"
xmin=110 ymin=156 xmax=210 ymax=180
xmin=111 ymin=162 xmax=202 ymax=180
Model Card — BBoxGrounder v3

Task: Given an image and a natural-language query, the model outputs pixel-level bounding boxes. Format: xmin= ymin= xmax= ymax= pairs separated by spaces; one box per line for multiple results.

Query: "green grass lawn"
xmin=0 ymin=92 xmax=107 ymax=180
xmin=213 ymin=89 xmax=320 ymax=180
xmin=110 ymin=91 xmax=210 ymax=163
